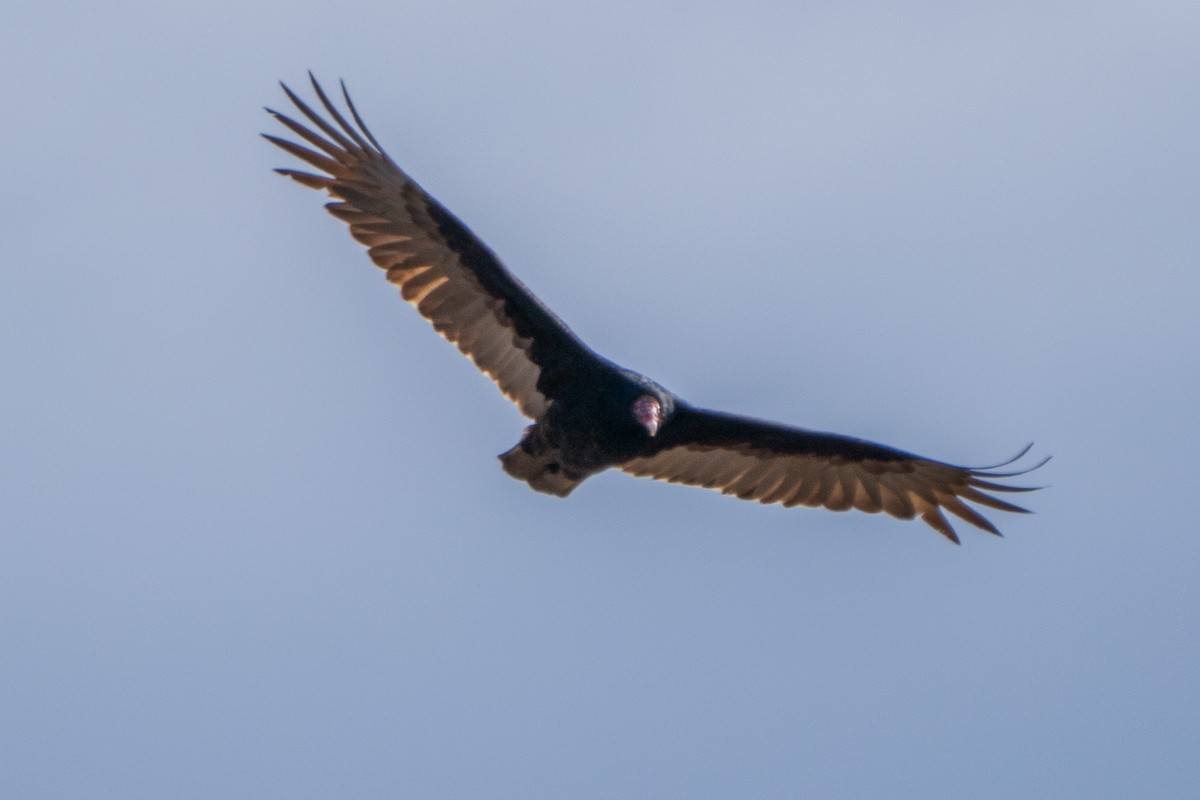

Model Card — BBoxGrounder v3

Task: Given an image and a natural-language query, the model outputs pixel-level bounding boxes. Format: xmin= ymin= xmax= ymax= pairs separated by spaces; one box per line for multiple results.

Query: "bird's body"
xmin=265 ymin=76 xmax=1044 ymax=543
xmin=499 ymin=364 xmax=676 ymax=497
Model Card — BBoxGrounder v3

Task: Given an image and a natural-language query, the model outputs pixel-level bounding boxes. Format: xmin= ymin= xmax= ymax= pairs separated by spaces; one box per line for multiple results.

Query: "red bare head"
xmin=632 ymin=394 xmax=662 ymax=437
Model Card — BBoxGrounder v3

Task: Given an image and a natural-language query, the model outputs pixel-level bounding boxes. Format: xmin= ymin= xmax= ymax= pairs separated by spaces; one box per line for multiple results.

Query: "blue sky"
xmin=2 ymin=1 xmax=1198 ymax=797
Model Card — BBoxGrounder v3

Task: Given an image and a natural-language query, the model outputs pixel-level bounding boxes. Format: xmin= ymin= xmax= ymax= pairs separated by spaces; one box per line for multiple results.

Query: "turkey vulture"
xmin=264 ymin=75 xmax=1045 ymax=543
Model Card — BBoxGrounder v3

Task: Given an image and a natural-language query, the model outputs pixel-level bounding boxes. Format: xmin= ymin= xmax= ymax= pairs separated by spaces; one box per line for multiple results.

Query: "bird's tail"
xmin=498 ymin=427 xmax=583 ymax=498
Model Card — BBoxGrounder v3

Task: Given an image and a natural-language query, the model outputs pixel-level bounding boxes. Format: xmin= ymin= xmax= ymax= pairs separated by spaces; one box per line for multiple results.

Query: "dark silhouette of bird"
xmin=264 ymin=75 xmax=1046 ymax=543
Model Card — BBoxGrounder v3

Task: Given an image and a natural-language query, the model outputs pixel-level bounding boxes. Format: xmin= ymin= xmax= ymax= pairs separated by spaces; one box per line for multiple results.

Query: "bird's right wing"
xmin=621 ymin=405 xmax=1046 ymax=543
xmin=264 ymin=76 xmax=596 ymax=419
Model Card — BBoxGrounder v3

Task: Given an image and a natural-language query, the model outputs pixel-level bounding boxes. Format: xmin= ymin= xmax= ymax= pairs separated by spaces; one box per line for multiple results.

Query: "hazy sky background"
xmin=3 ymin=1 xmax=1198 ymax=797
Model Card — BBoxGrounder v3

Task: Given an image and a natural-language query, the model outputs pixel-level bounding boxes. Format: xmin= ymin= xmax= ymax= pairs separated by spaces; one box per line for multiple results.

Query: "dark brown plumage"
xmin=265 ymin=75 xmax=1046 ymax=543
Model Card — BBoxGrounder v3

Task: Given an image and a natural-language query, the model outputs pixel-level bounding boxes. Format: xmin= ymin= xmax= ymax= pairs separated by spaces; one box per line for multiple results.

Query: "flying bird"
xmin=264 ymin=76 xmax=1045 ymax=543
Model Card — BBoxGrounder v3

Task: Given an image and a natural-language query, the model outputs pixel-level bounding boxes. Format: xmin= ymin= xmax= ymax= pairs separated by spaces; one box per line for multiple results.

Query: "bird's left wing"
xmin=264 ymin=76 xmax=597 ymax=419
xmin=620 ymin=405 xmax=1045 ymax=543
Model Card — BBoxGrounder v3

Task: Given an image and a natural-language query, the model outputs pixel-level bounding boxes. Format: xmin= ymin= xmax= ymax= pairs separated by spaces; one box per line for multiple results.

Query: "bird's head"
xmin=632 ymin=394 xmax=665 ymax=437
xmin=612 ymin=368 xmax=674 ymax=440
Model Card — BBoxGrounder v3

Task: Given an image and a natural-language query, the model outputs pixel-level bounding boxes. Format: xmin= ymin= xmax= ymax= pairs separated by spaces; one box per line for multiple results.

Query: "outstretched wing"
xmin=264 ymin=75 xmax=596 ymax=419
xmin=621 ymin=406 xmax=1045 ymax=543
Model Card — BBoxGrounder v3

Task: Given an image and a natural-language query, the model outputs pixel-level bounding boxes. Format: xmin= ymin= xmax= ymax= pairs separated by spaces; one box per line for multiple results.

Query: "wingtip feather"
xmin=921 ymin=509 xmax=961 ymax=544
